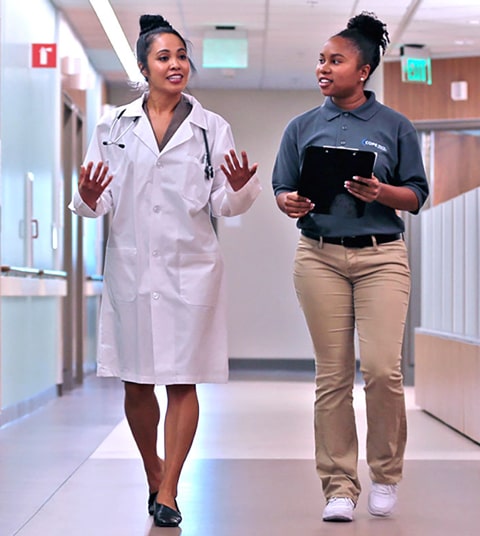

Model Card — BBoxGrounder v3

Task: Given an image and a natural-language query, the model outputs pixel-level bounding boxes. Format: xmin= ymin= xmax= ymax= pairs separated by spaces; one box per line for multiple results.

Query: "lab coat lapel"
xmin=132 ymin=115 xmax=159 ymax=156
xmin=120 ymin=93 xmax=208 ymax=157
xmin=121 ymin=97 xmax=159 ymax=157
xmin=160 ymin=97 xmax=208 ymax=154
xmin=161 ymin=119 xmax=194 ymax=153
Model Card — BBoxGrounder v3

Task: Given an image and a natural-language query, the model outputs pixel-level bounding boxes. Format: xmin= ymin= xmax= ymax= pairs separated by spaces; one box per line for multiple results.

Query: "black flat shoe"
xmin=153 ymin=500 xmax=182 ymax=527
xmin=148 ymin=492 xmax=158 ymax=516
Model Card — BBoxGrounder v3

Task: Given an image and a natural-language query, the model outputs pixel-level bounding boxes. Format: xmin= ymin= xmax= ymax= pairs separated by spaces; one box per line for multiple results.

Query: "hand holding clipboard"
xmin=298 ymin=145 xmax=377 ymax=218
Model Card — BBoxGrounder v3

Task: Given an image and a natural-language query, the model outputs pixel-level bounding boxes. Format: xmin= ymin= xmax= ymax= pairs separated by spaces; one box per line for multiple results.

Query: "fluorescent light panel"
xmin=88 ymin=0 xmax=142 ymax=82
xmin=203 ymin=30 xmax=248 ymax=69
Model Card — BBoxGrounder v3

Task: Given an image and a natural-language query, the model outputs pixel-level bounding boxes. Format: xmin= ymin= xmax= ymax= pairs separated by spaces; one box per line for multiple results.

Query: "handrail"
xmin=41 ymin=269 xmax=68 ymax=278
xmin=1 ymin=266 xmax=67 ymax=279
xmin=1 ymin=266 xmax=38 ymax=276
xmin=86 ymin=274 xmax=103 ymax=282
xmin=414 ymin=118 xmax=480 ymax=131
xmin=1 ymin=266 xmax=103 ymax=282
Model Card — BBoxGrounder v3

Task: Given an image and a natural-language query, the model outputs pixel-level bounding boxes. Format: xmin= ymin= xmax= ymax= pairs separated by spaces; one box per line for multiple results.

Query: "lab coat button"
xmin=153 ymin=205 xmax=160 ymax=213
xmin=152 ymin=292 xmax=160 ymax=300
xmin=156 ymin=159 xmax=162 ymax=167
xmin=152 ymin=250 xmax=159 ymax=257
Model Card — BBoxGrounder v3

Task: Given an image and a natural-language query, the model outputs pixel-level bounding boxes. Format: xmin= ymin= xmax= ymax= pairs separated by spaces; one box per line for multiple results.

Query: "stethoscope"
xmin=201 ymin=129 xmax=214 ymax=180
xmin=103 ymin=108 xmax=214 ymax=180
xmin=102 ymin=108 xmax=139 ymax=149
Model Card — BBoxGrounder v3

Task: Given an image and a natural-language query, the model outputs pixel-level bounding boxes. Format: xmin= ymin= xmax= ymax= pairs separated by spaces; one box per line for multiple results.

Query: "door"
xmin=61 ymin=96 xmax=85 ymax=391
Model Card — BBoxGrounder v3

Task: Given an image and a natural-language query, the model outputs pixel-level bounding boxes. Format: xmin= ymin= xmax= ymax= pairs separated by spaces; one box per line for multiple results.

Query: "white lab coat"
xmin=70 ymin=93 xmax=261 ymax=384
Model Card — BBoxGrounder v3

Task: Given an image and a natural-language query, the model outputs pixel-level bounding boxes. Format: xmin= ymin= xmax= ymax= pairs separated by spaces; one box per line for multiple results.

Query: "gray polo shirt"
xmin=272 ymin=91 xmax=429 ymax=237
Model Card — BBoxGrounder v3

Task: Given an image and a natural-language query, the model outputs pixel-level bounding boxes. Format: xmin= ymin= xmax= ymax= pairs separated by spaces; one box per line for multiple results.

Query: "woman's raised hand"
xmin=78 ymin=161 xmax=113 ymax=210
xmin=221 ymin=149 xmax=258 ymax=192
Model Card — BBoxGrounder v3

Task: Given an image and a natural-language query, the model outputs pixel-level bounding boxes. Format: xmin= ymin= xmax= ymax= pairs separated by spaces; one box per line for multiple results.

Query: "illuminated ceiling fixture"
xmin=88 ymin=0 xmax=142 ymax=82
xmin=203 ymin=26 xmax=248 ymax=69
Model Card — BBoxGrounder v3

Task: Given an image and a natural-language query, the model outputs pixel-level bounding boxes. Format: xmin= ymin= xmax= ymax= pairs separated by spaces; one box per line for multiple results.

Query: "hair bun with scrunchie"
xmin=139 ymin=14 xmax=173 ymax=35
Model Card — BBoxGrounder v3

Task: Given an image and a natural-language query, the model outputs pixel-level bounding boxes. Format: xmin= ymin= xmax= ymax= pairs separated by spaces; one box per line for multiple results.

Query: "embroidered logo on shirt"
xmin=362 ymin=139 xmax=387 ymax=152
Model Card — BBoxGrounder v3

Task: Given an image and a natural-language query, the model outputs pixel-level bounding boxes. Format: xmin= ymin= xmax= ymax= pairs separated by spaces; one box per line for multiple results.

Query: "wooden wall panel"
xmin=433 ymin=131 xmax=480 ymax=205
xmin=384 ymin=57 xmax=480 ymax=121
xmin=64 ymin=88 xmax=86 ymax=115
xmin=384 ymin=57 xmax=480 ymax=205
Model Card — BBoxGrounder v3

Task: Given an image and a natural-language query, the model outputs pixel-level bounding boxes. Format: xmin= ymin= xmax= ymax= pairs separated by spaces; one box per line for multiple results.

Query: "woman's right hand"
xmin=78 ymin=161 xmax=113 ymax=211
xmin=276 ymin=191 xmax=314 ymax=218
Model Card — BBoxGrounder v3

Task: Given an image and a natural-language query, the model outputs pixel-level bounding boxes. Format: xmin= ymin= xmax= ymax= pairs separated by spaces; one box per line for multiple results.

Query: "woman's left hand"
xmin=221 ymin=149 xmax=258 ymax=191
xmin=344 ymin=174 xmax=381 ymax=203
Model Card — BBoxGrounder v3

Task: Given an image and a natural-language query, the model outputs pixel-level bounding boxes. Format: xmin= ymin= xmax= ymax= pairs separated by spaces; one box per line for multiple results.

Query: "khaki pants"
xmin=294 ymin=235 xmax=410 ymax=502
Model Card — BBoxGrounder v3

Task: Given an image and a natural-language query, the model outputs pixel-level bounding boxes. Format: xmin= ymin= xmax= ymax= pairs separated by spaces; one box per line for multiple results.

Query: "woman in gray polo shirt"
xmin=272 ymin=12 xmax=429 ymax=523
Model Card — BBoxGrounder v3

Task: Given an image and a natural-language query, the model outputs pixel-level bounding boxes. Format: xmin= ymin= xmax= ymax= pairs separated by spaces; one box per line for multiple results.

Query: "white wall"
xmin=191 ymin=89 xmax=322 ymax=359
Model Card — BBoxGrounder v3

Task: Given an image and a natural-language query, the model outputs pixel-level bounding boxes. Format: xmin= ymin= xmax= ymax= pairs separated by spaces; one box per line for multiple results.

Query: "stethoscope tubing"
xmin=103 ymin=109 xmax=139 ymax=149
xmin=103 ymin=108 xmax=213 ymax=180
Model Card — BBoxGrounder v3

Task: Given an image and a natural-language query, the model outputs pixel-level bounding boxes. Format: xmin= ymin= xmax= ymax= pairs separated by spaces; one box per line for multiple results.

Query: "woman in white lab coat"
xmin=70 ymin=14 xmax=261 ymax=528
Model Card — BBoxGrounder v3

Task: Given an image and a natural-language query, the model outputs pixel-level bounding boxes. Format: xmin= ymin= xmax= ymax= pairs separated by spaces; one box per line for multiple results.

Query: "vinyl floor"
xmin=1 ymin=368 xmax=480 ymax=536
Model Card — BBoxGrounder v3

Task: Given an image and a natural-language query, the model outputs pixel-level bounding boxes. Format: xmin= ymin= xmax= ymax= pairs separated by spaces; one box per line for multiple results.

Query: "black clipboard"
xmin=298 ymin=145 xmax=377 ymax=217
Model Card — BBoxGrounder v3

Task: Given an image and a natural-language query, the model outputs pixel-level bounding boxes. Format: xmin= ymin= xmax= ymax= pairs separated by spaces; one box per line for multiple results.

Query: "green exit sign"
xmin=400 ymin=46 xmax=432 ymax=85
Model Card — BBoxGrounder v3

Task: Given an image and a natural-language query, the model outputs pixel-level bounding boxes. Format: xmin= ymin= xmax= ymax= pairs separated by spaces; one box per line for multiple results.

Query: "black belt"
xmin=302 ymin=232 xmax=401 ymax=248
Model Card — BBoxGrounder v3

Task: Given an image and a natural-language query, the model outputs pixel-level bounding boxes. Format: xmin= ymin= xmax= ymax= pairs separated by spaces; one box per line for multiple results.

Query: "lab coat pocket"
xmin=179 ymin=156 xmax=213 ymax=207
xmin=104 ymin=247 xmax=137 ymax=303
xmin=179 ymin=252 xmax=223 ymax=307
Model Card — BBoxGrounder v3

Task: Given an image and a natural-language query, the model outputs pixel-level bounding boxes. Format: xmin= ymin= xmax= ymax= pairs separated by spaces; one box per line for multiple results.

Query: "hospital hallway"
xmin=1 ymin=365 xmax=479 ymax=536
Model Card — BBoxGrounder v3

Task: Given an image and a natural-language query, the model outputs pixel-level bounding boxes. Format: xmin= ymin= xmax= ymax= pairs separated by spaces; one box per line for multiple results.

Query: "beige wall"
xmin=192 ymin=89 xmax=322 ymax=359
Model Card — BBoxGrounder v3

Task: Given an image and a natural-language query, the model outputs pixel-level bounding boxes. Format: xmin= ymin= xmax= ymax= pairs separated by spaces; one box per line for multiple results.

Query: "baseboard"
xmin=229 ymin=357 xmax=315 ymax=373
xmin=0 ymin=385 xmax=58 ymax=428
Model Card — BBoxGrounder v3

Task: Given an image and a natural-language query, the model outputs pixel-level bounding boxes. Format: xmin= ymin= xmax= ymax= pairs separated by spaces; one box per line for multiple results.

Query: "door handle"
xmin=32 ymin=219 xmax=39 ymax=239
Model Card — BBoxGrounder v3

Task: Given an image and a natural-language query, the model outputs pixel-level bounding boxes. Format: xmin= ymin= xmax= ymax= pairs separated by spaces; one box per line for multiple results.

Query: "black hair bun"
xmin=139 ymin=14 xmax=172 ymax=35
xmin=347 ymin=11 xmax=390 ymax=53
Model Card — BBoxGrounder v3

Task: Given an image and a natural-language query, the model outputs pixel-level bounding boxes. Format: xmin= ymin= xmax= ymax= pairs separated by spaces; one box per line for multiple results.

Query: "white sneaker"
xmin=322 ymin=497 xmax=355 ymax=522
xmin=368 ymin=482 xmax=398 ymax=517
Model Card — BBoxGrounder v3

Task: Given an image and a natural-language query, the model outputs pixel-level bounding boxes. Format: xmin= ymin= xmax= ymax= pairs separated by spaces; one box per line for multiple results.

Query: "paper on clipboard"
xmin=298 ymin=145 xmax=377 ymax=217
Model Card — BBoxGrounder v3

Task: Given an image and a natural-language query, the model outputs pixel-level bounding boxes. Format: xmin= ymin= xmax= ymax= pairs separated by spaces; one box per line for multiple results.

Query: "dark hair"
xmin=335 ymin=12 xmax=390 ymax=79
xmin=136 ymin=14 xmax=192 ymax=80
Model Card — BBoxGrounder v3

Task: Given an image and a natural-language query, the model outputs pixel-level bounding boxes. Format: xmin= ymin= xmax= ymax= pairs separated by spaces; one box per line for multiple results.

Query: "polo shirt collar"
xmin=321 ymin=90 xmax=379 ymax=121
